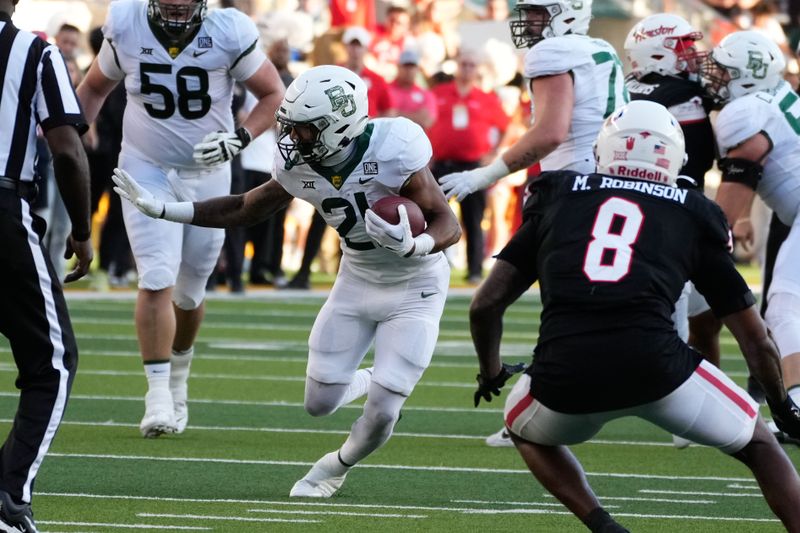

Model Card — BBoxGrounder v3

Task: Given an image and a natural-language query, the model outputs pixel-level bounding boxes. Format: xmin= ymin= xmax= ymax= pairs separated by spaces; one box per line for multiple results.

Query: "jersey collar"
xmin=309 ymin=123 xmax=375 ymax=190
xmin=147 ymin=18 xmax=202 ymax=59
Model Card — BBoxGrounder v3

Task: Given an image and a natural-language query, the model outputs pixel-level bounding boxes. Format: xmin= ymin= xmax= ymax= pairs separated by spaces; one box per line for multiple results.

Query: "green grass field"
xmin=0 ymin=285 xmax=795 ymax=532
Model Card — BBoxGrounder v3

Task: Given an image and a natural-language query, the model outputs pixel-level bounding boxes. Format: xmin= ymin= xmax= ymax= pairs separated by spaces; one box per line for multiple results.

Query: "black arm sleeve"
xmin=495 ymin=217 xmax=539 ymax=283
xmin=680 ymin=120 xmax=715 ymax=188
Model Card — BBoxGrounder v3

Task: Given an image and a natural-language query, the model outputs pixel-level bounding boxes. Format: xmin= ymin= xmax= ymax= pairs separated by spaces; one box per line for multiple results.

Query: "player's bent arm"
xmin=192 ymin=179 xmax=294 ymax=228
xmin=714 ymin=132 xmax=772 ymax=226
xmin=470 ymin=259 xmax=534 ymax=379
xmin=76 ymin=62 xmax=120 ymax=125
xmin=240 ymin=60 xmax=286 ymax=139
xmin=401 ymin=166 xmax=461 ymax=252
xmin=500 ymin=73 xmax=573 ymax=174
xmin=722 ymin=305 xmax=786 ymax=405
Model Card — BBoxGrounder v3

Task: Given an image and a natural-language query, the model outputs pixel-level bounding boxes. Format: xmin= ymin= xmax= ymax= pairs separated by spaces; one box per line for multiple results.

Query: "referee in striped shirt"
xmin=0 ymin=1 xmax=92 ymax=530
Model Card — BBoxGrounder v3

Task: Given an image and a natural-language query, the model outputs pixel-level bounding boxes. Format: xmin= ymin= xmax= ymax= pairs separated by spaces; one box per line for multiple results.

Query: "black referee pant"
xmin=0 ymin=190 xmax=77 ymax=504
xmin=432 ymin=160 xmax=486 ymax=280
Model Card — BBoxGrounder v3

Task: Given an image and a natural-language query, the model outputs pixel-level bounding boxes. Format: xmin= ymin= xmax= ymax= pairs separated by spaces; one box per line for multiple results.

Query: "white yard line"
xmin=138 ymin=513 xmax=320 ymax=523
xmin=639 ymin=489 xmax=762 ymax=498
xmin=44 ymin=452 xmax=755 ymax=481
xmin=0 ymin=417 xmax=680 ymax=447
xmin=245 ymin=509 xmax=426 ymax=518
xmin=38 ymin=521 xmax=210 ymax=530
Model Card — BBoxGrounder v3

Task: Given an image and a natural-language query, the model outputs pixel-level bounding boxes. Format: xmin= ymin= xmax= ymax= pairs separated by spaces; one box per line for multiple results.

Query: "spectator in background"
xmin=389 ymin=49 xmax=437 ymax=130
xmin=369 ymin=4 xmax=414 ymax=80
xmin=343 ymin=26 xmax=395 ymax=117
xmin=429 ymin=48 xmax=510 ymax=284
xmin=330 ymin=0 xmax=376 ymax=30
xmin=54 ymin=23 xmax=80 ymax=59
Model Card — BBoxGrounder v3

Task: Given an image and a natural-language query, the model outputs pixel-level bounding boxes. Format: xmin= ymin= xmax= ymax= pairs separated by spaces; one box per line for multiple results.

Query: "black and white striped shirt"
xmin=0 ymin=12 xmax=86 ymax=183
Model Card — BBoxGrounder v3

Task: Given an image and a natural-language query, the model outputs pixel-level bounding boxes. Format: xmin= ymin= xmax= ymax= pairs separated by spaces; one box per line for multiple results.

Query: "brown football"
xmin=371 ymin=196 xmax=426 ymax=237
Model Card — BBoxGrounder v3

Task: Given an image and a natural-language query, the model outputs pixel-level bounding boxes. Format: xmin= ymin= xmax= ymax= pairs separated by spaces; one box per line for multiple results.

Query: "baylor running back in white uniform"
xmin=274 ymin=118 xmax=439 ymax=283
xmin=439 ymin=0 xmax=628 ymax=201
xmin=77 ymin=0 xmax=285 ymax=439
xmin=112 ymin=65 xmax=461 ymax=497
xmin=702 ymin=31 xmax=800 ymax=414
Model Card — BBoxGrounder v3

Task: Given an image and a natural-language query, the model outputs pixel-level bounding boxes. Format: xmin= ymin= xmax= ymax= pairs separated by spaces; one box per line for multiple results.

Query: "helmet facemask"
xmin=148 ymin=0 xmax=206 ymax=41
xmin=276 ymin=116 xmax=332 ymax=166
xmin=699 ymin=53 xmax=736 ymax=104
xmin=509 ymin=5 xmax=554 ymax=48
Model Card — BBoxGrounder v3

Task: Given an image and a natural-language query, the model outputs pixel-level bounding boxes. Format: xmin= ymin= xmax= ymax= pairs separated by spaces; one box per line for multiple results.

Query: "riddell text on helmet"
xmin=611 ymin=165 xmax=670 ymax=183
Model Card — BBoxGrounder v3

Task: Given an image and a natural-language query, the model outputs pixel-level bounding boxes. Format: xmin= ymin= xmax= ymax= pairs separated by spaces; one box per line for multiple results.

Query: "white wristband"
xmin=407 ymin=233 xmax=435 ymax=257
xmin=485 ymin=157 xmax=511 ymax=182
xmin=162 ymin=202 xmax=195 ymax=224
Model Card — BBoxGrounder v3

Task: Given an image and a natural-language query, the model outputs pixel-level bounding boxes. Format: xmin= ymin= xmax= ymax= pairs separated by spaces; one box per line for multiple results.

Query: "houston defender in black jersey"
xmin=470 ymin=101 xmax=800 ymax=533
xmin=503 ymin=171 xmax=748 ymax=412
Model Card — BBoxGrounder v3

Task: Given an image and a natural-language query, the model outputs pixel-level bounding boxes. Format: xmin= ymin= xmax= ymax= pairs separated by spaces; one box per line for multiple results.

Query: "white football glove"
xmin=112 ymin=168 xmax=164 ymax=219
xmin=364 ymin=205 xmax=434 ymax=257
xmin=439 ymin=158 xmax=511 ymax=201
xmin=112 ymin=168 xmax=195 ymax=223
xmin=192 ymin=127 xmax=252 ymax=166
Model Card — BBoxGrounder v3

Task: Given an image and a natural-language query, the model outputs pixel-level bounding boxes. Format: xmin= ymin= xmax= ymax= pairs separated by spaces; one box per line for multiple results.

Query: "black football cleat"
xmin=0 ymin=490 xmax=37 ymax=533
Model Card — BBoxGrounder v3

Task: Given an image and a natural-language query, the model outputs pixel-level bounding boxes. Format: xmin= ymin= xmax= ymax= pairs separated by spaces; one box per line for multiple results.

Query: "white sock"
xmin=170 ymin=346 xmax=193 ymax=388
xmin=339 ymin=367 xmax=373 ymax=407
xmin=144 ymin=361 xmax=170 ymax=391
xmin=788 ymin=385 xmax=800 ymax=406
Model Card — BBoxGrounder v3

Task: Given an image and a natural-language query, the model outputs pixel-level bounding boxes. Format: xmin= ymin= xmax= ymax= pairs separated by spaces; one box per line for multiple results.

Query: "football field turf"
xmin=0 ymin=290 xmax=795 ymax=532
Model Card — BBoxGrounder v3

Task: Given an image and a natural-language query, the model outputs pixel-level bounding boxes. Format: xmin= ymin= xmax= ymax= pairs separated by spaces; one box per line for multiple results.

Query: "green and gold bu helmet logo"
xmin=325 ymin=86 xmax=357 ymax=117
xmin=746 ymin=50 xmax=768 ymax=79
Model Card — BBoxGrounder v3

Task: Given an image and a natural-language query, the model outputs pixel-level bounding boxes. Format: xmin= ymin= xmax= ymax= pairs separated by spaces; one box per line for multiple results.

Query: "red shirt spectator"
xmin=342 ymin=27 xmax=395 ymax=117
xmin=369 ymin=6 xmax=414 ymax=80
xmin=330 ymin=0 xmax=376 ymax=31
xmin=429 ymin=81 xmax=509 ymax=162
xmin=389 ymin=49 xmax=437 ymax=130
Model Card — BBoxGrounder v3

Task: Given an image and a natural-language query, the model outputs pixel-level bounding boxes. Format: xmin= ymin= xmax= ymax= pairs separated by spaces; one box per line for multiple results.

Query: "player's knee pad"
xmin=765 ymin=292 xmax=800 ymax=357
xmin=304 ymin=379 xmax=347 ymax=417
xmin=173 ymin=270 xmax=208 ymax=310
xmin=138 ymin=266 xmax=176 ymax=292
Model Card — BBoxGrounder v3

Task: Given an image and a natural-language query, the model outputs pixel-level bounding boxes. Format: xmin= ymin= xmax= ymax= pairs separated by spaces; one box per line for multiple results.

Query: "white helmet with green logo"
xmin=700 ymin=30 xmax=785 ymax=104
xmin=276 ymin=65 xmax=369 ymax=165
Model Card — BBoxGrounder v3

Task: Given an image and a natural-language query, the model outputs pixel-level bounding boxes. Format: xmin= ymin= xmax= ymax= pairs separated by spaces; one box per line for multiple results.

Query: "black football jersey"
xmin=626 ymin=73 xmax=715 ymax=187
xmin=499 ymin=172 xmax=755 ymax=413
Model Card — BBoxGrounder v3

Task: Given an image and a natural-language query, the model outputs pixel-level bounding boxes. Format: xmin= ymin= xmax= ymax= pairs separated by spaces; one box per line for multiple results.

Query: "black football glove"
xmin=474 ymin=362 xmax=526 ymax=407
xmin=768 ymin=394 xmax=800 ymax=439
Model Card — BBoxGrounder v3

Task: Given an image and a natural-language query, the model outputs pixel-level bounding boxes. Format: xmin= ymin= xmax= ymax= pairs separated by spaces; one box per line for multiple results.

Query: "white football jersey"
xmin=274 ymin=117 xmax=438 ymax=283
xmin=98 ymin=0 xmax=265 ymax=170
xmin=525 ymin=35 xmax=628 ymax=172
xmin=716 ymin=80 xmax=800 ymax=225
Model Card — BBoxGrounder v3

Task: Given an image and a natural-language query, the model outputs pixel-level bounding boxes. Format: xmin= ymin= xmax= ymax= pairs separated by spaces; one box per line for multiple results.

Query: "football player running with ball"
xmin=113 ymin=65 xmax=461 ymax=497
xmin=471 ymin=100 xmax=800 ymax=532
xmin=76 ymin=0 xmax=285 ymax=438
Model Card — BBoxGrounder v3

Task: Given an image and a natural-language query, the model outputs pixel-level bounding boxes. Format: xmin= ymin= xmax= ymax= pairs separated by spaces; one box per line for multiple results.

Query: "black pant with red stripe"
xmin=0 ymin=190 xmax=77 ymax=503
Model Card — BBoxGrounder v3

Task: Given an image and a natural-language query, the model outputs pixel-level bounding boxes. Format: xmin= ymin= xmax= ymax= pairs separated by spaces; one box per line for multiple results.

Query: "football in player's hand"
xmin=371 ymin=196 xmax=426 ymax=237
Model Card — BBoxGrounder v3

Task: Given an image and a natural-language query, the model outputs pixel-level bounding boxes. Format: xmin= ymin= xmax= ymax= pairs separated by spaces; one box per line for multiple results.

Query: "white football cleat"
xmin=672 ymin=434 xmax=692 ymax=449
xmin=140 ymin=388 xmax=177 ymax=438
xmin=290 ymin=451 xmax=349 ymax=498
xmin=485 ymin=428 xmax=515 ymax=448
